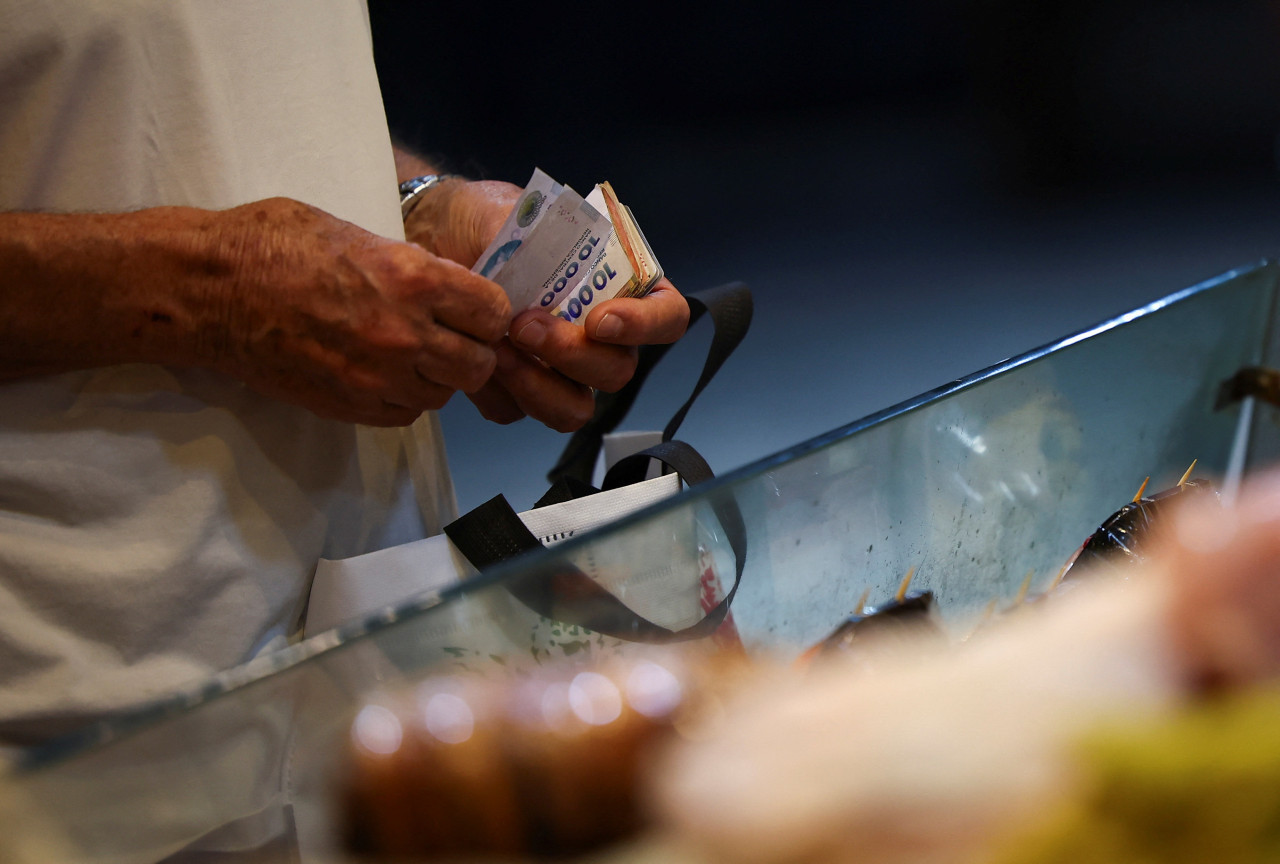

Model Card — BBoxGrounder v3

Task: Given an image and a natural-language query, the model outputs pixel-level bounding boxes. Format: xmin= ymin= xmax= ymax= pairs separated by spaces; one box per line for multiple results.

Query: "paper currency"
xmin=594 ymin=181 xmax=662 ymax=298
xmin=472 ymin=169 xmax=664 ymax=327
xmin=473 ymin=168 xmax=562 ymax=279
xmin=493 ymin=186 xmax=609 ymax=312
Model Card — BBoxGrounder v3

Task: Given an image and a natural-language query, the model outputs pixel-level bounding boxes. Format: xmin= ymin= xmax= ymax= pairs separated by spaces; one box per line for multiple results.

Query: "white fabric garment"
xmin=0 ymin=0 xmax=457 ymax=743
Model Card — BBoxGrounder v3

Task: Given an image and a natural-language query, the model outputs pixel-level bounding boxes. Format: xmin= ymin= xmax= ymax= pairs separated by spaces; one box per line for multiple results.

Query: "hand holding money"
xmin=468 ymin=276 xmax=688 ymax=432
xmin=419 ymin=169 xmax=686 ymax=432
xmin=472 ymin=169 xmax=664 ymax=326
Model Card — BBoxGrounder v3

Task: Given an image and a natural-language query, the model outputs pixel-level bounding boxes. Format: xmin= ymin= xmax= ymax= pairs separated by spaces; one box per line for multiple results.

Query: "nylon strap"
xmin=444 ymin=440 xmax=746 ymax=643
xmin=547 ymin=281 xmax=753 ymax=486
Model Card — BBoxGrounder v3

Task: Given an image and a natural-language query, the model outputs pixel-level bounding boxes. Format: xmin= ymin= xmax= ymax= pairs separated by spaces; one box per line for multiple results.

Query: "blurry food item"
xmin=1060 ymin=463 xmax=1218 ymax=582
xmin=969 ymin=466 xmax=1217 ymax=643
xmin=808 ymin=465 xmax=1217 ymax=666
xmin=961 ymin=570 xmax=1053 ymax=637
xmin=1160 ymin=464 xmax=1280 ymax=690
xmin=343 ymin=678 xmax=524 ymax=859
xmin=800 ymin=569 xmax=948 ymax=668
xmin=341 ymin=463 xmax=1280 ymax=864
xmin=653 ymin=577 xmax=1185 ymax=864
xmin=341 ymin=649 xmax=747 ymax=861
xmin=990 ymin=684 xmax=1280 ymax=864
xmin=651 ymin=464 xmax=1280 ymax=864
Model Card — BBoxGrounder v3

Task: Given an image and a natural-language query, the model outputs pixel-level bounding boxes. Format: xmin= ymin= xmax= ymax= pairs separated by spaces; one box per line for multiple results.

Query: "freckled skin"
xmin=0 ymin=154 xmax=691 ymax=430
xmin=398 ymin=170 xmax=688 ymax=432
xmin=0 ymin=198 xmax=510 ymax=426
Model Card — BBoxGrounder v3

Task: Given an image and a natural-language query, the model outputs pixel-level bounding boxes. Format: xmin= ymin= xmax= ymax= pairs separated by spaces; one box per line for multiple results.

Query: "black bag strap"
xmin=444 ymin=440 xmax=746 ymax=643
xmin=547 ymin=281 xmax=753 ymax=486
xmin=444 ymin=282 xmax=752 ymax=643
xmin=602 ymin=438 xmax=713 ymax=490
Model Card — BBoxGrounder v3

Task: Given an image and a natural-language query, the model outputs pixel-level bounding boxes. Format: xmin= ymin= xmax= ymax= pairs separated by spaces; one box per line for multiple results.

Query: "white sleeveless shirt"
xmin=0 ymin=0 xmax=455 ymax=742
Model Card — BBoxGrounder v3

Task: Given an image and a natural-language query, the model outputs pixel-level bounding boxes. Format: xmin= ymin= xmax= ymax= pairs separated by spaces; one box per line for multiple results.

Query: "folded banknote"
xmin=472 ymin=169 xmax=663 ymax=326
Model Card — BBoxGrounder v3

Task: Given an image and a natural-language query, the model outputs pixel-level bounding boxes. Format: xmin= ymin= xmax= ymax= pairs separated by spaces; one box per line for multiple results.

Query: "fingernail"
xmin=514 ymin=320 xmax=546 ymax=350
xmin=594 ymin=313 xmax=623 ymax=339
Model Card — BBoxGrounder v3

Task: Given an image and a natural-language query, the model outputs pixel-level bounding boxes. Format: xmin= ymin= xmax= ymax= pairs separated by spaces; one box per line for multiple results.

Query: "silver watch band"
xmin=398 ymin=173 xmax=460 ymax=220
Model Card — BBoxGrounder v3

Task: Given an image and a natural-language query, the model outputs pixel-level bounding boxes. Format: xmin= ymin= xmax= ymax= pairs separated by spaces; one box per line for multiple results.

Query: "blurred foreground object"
xmin=337 ymin=464 xmax=1280 ymax=863
xmin=652 ymin=465 xmax=1280 ymax=864
xmin=989 ymin=684 xmax=1280 ymax=863
xmin=799 ymin=569 xmax=947 ymax=669
xmin=341 ymin=649 xmax=753 ymax=860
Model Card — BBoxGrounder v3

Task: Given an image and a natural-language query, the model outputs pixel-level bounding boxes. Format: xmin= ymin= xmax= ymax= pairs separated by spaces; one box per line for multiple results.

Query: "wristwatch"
xmin=399 ymin=173 xmax=459 ymax=220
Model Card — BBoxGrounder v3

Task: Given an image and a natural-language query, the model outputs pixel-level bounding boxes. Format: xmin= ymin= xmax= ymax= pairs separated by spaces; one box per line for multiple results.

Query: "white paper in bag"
xmin=305 ymin=472 xmax=685 ymax=638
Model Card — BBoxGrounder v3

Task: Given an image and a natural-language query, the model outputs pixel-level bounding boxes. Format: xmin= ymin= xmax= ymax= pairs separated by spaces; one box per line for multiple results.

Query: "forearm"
xmin=0 ymin=197 xmax=512 ymax=426
xmin=0 ymin=208 xmax=232 ymax=380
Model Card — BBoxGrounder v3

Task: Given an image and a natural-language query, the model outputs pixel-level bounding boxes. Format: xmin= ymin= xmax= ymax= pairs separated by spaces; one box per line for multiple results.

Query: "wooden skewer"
xmin=1013 ymin=570 xmax=1034 ymax=606
xmin=1178 ymin=459 xmax=1198 ymax=487
xmin=1131 ymin=476 xmax=1150 ymax=502
xmin=895 ymin=567 xmax=916 ymax=603
xmin=854 ymin=588 xmax=871 ymax=616
xmin=963 ymin=598 xmax=1000 ymax=641
xmin=1048 ymin=558 xmax=1070 ymax=591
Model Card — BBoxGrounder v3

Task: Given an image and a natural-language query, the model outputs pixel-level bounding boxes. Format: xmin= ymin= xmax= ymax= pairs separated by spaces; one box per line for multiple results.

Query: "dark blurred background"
xmin=370 ymin=1 xmax=1280 ymax=512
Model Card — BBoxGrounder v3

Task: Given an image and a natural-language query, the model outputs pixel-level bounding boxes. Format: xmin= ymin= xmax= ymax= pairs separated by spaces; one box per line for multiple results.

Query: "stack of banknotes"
xmin=472 ymin=169 xmax=663 ymax=325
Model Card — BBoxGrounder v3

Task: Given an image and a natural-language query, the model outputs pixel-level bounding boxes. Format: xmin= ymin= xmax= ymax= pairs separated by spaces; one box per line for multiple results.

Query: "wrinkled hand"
xmin=401 ymin=177 xmax=523 ymax=269
xmin=208 ymin=197 xmax=510 ymax=426
xmin=401 ymin=178 xmax=690 ymax=431
xmin=469 ymin=280 xmax=691 ymax=432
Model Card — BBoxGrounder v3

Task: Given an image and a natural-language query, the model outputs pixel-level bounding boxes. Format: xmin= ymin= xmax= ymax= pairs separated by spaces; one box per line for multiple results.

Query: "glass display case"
xmin=2 ymin=260 xmax=1277 ymax=863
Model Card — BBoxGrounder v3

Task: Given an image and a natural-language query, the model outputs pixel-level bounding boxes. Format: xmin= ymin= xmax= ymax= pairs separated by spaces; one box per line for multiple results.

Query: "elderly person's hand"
xmin=0 ymin=197 xmax=513 ymax=427
xmin=404 ymin=176 xmax=690 ymax=432
xmin=474 ymin=282 xmax=690 ymax=431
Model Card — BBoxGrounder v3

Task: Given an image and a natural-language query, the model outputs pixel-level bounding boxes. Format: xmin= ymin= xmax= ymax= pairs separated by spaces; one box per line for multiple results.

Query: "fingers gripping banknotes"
xmin=472 ymin=169 xmax=664 ymax=325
